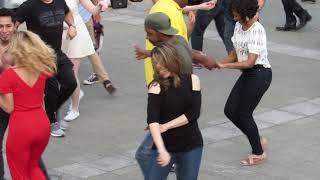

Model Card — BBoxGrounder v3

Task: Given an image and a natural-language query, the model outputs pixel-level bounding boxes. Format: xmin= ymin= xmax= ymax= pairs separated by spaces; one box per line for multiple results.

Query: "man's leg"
xmin=0 ymin=111 xmax=9 ymax=180
xmin=276 ymin=0 xmax=298 ymax=31
xmin=55 ymin=52 xmax=77 ymax=110
xmin=85 ymin=20 xmax=116 ymax=93
xmin=222 ymin=1 xmax=236 ymax=54
xmin=291 ymin=0 xmax=312 ymax=29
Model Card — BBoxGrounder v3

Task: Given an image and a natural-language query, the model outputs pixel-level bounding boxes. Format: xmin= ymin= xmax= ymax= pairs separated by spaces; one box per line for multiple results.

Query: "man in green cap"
xmin=134 ymin=12 xmax=216 ymax=75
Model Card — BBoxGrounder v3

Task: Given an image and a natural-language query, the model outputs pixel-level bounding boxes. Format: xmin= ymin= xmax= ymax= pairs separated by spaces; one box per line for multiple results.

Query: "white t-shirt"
xmin=231 ymin=21 xmax=271 ymax=68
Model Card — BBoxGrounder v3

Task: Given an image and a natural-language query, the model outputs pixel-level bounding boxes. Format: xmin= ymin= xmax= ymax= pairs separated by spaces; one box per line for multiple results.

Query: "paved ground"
xmin=3 ymin=0 xmax=320 ymax=179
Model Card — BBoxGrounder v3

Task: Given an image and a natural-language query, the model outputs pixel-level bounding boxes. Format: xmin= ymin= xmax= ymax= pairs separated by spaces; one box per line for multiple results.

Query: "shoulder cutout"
xmin=148 ymin=82 xmax=161 ymax=94
xmin=191 ymin=74 xmax=200 ymax=91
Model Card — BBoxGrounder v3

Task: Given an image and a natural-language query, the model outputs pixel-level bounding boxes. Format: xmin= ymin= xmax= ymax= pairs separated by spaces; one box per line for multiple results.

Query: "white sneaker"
xmin=64 ymin=110 xmax=80 ymax=121
xmin=51 ymin=122 xmax=65 ymax=137
xmin=60 ymin=120 xmax=69 ymax=130
xmin=68 ymin=89 xmax=84 ymax=111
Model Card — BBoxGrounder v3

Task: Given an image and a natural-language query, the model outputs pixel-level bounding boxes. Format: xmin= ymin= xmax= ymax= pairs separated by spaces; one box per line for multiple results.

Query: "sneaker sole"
xmin=50 ymin=132 xmax=65 ymax=137
xmin=64 ymin=116 xmax=79 ymax=122
xmin=83 ymin=80 xmax=98 ymax=85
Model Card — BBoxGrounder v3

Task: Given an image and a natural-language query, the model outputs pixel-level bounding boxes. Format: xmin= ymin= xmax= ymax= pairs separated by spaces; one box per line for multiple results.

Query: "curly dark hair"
xmin=230 ymin=0 xmax=259 ymax=22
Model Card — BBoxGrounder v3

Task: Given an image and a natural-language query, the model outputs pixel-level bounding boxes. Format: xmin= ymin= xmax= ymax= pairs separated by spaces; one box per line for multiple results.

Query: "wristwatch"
xmin=69 ymin=24 xmax=76 ymax=28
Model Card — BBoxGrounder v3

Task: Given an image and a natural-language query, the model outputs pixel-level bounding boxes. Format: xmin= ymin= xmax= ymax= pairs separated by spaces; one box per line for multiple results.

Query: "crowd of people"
xmin=0 ymin=0 xmax=314 ymax=179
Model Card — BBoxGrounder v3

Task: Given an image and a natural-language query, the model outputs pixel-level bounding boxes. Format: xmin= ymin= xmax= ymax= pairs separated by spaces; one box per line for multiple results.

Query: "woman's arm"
xmin=220 ymin=50 xmax=238 ymax=64
xmin=149 ymin=123 xmax=171 ymax=166
xmin=147 ymin=83 xmax=171 ymax=166
xmin=218 ymin=53 xmax=257 ymax=69
xmin=183 ymin=0 xmax=216 ymax=13
xmin=80 ymin=0 xmax=107 ymax=15
xmin=0 ymin=94 xmax=13 ymax=113
xmin=160 ymin=74 xmax=201 ymax=132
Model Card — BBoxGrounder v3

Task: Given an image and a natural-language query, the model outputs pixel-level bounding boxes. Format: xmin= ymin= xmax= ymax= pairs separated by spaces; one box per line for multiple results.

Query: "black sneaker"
xmin=103 ymin=80 xmax=116 ymax=94
xmin=83 ymin=73 xmax=99 ymax=85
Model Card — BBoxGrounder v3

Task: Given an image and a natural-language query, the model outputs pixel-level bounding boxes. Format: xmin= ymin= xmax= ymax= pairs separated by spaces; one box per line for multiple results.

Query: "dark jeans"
xmin=0 ymin=110 xmax=49 ymax=180
xmin=222 ymin=0 xmax=236 ymax=53
xmin=281 ymin=0 xmax=308 ymax=23
xmin=191 ymin=0 xmax=224 ymax=51
xmin=145 ymin=146 xmax=203 ymax=180
xmin=224 ymin=66 xmax=272 ymax=155
xmin=44 ymin=51 xmax=77 ymax=124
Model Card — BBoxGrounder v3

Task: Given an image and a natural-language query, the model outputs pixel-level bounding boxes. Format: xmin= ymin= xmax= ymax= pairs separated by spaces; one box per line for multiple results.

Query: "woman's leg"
xmin=29 ymin=127 xmax=50 ymax=180
xmin=175 ymin=147 xmax=203 ymax=180
xmin=225 ymin=69 xmax=272 ymax=155
xmin=70 ymin=58 xmax=81 ymax=112
xmin=145 ymin=150 xmax=173 ymax=180
xmin=6 ymin=132 xmax=31 ymax=179
xmin=237 ymin=69 xmax=272 ymax=155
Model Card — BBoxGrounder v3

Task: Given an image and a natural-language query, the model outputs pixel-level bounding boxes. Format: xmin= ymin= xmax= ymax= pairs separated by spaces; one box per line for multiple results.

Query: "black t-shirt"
xmin=15 ymin=0 xmax=69 ymax=52
xmin=147 ymin=74 xmax=203 ymax=153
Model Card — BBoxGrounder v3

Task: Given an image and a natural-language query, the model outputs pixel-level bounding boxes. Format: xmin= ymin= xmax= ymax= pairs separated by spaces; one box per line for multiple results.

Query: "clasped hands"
xmin=133 ymin=45 xmax=226 ymax=70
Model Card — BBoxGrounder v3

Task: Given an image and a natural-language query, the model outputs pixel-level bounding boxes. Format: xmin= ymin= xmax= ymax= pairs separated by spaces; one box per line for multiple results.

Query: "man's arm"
xmin=64 ymin=11 xmax=77 ymax=39
xmin=14 ymin=1 xmax=32 ymax=28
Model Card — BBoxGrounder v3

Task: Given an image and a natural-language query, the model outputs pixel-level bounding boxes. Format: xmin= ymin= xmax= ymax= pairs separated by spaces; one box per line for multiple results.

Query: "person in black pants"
xmin=191 ymin=0 xmax=225 ymax=53
xmin=0 ymin=110 xmax=9 ymax=180
xmin=15 ymin=0 xmax=77 ymax=137
xmin=216 ymin=0 xmax=271 ymax=166
xmin=276 ymin=0 xmax=312 ymax=31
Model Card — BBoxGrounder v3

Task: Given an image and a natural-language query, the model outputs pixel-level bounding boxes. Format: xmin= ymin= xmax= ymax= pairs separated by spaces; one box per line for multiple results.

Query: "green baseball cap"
xmin=144 ymin=12 xmax=178 ymax=36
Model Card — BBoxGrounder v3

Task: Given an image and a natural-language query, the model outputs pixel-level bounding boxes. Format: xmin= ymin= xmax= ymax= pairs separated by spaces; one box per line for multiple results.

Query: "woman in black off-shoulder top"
xmin=145 ymin=42 xmax=203 ymax=180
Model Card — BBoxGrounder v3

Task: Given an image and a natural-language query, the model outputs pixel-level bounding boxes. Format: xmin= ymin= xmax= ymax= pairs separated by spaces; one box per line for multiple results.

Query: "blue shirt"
xmin=79 ymin=5 xmax=92 ymax=23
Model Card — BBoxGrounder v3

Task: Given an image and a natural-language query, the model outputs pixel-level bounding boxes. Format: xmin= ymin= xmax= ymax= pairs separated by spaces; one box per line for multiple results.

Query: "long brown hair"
xmin=8 ymin=31 xmax=57 ymax=75
xmin=150 ymin=42 xmax=182 ymax=90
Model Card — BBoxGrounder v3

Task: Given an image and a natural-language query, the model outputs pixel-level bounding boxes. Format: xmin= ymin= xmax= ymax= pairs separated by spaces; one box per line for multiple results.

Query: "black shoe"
xmin=103 ymin=80 xmax=116 ymax=94
xmin=297 ymin=11 xmax=312 ymax=30
xmin=301 ymin=0 xmax=315 ymax=3
xmin=276 ymin=23 xmax=296 ymax=31
xmin=170 ymin=164 xmax=176 ymax=172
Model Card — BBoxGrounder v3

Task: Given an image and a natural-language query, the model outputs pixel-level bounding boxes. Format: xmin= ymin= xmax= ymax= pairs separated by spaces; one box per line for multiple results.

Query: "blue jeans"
xmin=135 ymin=133 xmax=153 ymax=177
xmin=145 ymin=146 xmax=203 ymax=180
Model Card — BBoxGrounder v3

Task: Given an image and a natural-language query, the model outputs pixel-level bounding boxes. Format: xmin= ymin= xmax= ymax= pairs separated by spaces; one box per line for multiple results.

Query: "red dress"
xmin=0 ymin=68 xmax=50 ymax=180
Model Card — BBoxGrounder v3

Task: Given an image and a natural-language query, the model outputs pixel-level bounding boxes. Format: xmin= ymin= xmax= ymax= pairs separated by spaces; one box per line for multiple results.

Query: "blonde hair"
xmin=150 ymin=42 xmax=181 ymax=90
xmin=8 ymin=30 xmax=57 ymax=75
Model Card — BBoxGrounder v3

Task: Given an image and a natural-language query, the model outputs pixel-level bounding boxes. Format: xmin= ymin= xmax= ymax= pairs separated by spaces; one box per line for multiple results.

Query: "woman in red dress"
xmin=0 ymin=31 xmax=56 ymax=180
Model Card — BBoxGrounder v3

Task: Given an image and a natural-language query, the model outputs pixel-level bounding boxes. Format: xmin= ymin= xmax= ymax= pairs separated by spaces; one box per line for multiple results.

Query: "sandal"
xmin=240 ymin=152 xmax=266 ymax=166
xmin=103 ymin=80 xmax=116 ymax=94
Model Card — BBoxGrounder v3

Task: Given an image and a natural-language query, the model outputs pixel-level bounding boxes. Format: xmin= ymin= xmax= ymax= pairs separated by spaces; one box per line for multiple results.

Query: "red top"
xmin=0 ymin=68 xmax=49 ymax=112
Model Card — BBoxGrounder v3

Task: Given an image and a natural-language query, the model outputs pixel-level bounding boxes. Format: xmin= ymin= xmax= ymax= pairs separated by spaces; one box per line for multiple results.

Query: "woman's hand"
xmin=198 ymin=0 xmax=216 ymax=11
xmin=157 ymin=150 xmax=171 ymax=167
xmin=98 ymin=0 xmax=108 ymax=12
xmin=216 ymin=62 xmax=227 ymax=69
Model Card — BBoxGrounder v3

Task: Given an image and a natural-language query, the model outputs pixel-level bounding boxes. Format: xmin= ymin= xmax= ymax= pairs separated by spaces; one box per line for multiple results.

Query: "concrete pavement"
xmin=3 ymin=0 xmax=320 ymax=179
